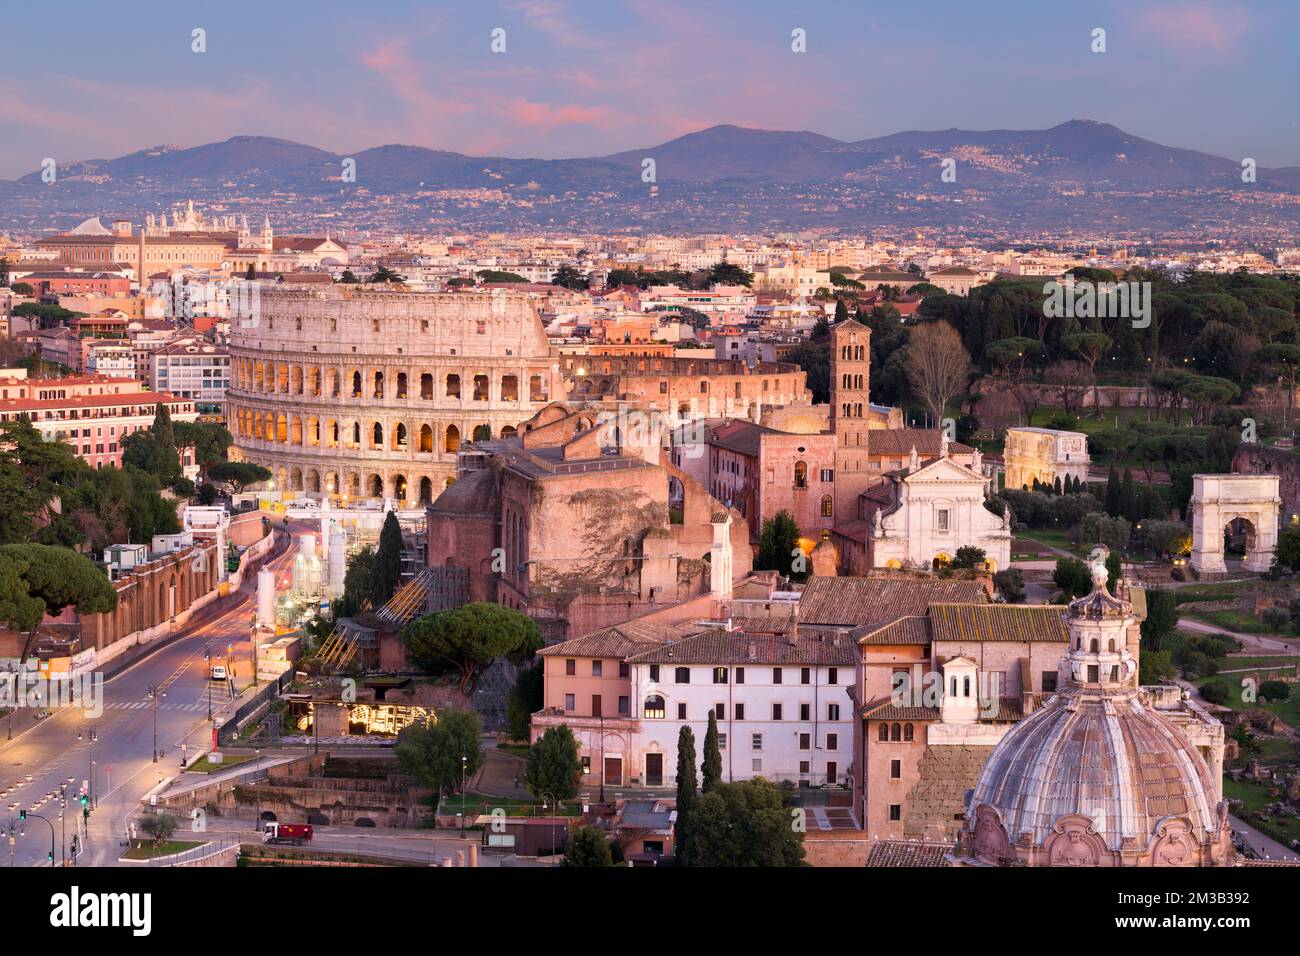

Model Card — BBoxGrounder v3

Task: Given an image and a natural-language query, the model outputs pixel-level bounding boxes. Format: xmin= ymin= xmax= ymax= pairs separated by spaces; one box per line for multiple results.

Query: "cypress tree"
xmin=675 ymin=726 xmax=698 ymax=864
xmin=833 ymin=298 xmax=849 ymax=324
xmin=1053 ymin=475 xmax=1063 ymax=496
xmin=371 ymin=510 xmax=404 ymax=606
xmin=1105 ymin=468 xmax=1121 ymax=516
xmin=1121 ymin=468 xmax=1138 ymax=523
xmin=701 ymin=711 xmax=722 ymax=793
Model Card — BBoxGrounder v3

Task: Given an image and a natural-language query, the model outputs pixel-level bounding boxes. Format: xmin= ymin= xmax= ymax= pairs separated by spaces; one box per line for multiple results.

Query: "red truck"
xmin=262 ymin=822 xmax=312 ymax=846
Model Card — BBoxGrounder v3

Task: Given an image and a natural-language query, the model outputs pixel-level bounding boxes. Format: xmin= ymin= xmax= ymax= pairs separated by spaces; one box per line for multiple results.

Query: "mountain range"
xmin=3 ymin=120 xmax=1299 ymax=237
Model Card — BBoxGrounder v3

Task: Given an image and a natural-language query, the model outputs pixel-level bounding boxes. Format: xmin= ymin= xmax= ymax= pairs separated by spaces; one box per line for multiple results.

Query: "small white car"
xmin=210 ymin=665 xmax=228 ymax=681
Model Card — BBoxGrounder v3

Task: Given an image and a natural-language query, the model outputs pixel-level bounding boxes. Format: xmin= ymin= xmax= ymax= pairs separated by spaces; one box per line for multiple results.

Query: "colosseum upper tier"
xmin=228 ymin=286 xmax=564 ymax=503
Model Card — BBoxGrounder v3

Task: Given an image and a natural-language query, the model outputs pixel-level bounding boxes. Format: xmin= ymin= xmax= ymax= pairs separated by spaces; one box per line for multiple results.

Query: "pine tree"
xmin=371 ymin=511 xmax=404 ymax=606
xmin=675 ymin=726 xmax=698 ymax=865
xmin=701 ymin=711 xmax=722 ymax=793
xmin=1105 ymin=468 xmax=1121 ymax=516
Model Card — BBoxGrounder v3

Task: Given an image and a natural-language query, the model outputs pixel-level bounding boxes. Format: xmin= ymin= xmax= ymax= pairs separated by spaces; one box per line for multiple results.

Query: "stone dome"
xmin=962 ymin=545 xmax=1232 ymax=867
xmin=966 ymin=692 xmax=1228 ymax=866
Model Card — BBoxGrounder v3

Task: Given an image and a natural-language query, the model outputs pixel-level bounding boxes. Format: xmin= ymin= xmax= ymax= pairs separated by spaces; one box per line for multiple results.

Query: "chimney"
xmin=747 ymin=641 xmax=756 ymax=662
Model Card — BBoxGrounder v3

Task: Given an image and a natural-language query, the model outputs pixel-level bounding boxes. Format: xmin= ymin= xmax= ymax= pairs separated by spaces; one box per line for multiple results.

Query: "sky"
xmin=1 ymin=0 xmax=1298 ymax=179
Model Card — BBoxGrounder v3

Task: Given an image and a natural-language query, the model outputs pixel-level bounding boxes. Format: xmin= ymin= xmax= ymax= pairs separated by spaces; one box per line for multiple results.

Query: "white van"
xmin=210 ymin=665 xmax=227 ymax=681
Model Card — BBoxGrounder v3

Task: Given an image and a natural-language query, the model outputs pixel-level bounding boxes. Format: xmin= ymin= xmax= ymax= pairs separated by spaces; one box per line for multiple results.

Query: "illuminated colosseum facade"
xmin=228 ymin=286 xmax=563 ymax=503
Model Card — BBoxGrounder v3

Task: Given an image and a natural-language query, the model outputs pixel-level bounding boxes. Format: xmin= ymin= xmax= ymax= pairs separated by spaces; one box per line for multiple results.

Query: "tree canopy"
xmin=402 ymin=602 xmax=543 ymax=691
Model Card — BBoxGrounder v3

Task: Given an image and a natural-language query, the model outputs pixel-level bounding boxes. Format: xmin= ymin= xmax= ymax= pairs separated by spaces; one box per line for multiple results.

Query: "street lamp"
xmin=148 ymin=685 xmax=165 ymax=762
xmin=460 ymin=754 xmax=467 ymax=838
xmin=19 ymin=811 xmax=55 ymax=867
xmin=78 ymin=726 xmax=97 ymax=808
xmin=205 ymin=646 xmax=212 ymax=720
xmin=540 ymin=790 xmax=560 ymax=861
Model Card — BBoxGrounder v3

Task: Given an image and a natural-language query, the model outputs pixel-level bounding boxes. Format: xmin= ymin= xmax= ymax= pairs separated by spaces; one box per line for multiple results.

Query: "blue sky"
xmin=1 ymin=0 xmax=1297 ymax=178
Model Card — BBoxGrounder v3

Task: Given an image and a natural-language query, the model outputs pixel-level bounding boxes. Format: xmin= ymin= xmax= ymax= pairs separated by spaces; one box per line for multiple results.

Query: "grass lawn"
xmin=1181 ymin=609 xmax=1276 ymax=635
xmin=495 ymin=743 xmax=530 ymax=758
xmin=1017 ymin=529 xmax=1087 ymax=557
xmin=121 ymin=839 xmax=205 ymax=860
xmin=184 ymin=753 xmax=257 ymax=773
xmin=1223 ymin=778 xmax=1300 ymax=849
xmin=1220 ymin=656 xmax=1300 ymax=671
xmin=1197 ymin=676 xmax=1300 ymax=731
xmin=1173 ymin=582 xmax=1250 ymax=604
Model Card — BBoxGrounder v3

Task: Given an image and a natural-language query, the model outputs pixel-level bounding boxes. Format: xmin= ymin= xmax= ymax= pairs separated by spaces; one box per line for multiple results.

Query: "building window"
xmin=828 ymin=667 xmax=838 ymax=685
xmin=821 ymin=494 xmax=833 ymax=517
xmin=649 ymin=664 xmax=660 ymax=682
xmin=828 ymin=703 xmax=840 ymax=721
xmin=801 ymin=667 xmax=811 ymax=685
xmin=877 ymin=723 xmax=888 ymax=742
xmin=799 ymin=760 xmax=810 ymax=775
xmin=936 ymin=508 xmax=950 ymax=531
xmin=889 ymin=804 xmax=902 ymax=822
xmin=890 ymin=759 xmax=901 ymax=779
xmin=675 ymin=667 xmax=691 ymax=684
xmin=677 ymin=702 xmax=687 ymax=720
xmin=820 ymin=468 xmax=834 ymax=482
xmin=734 ymin=703 xmax=745 ymax=720
xmin=772 ymin=703 xmax=783 ymax=721
xmin=903 ymin=723 xmax=914 ymax=741
xmin=752 ymin=759 xmax=762 ymax=772
xmin=735 ymin=667 xmax=745 ymax=684
xmin=794 ymin=460 xmax=807 ymax=488
xmin=714 ymin=703 xmax=725 ymax=720
xmin=773 ymin=667 xmax=783 ymax=684
xmin=751 ymin=734 xmax=763 ymax=751
xmin=618 ymin=696 xmax=629 ymax=716
xmin=565 ymin=659 xmax=575 ymax=676
xmin=713 ymin=667 xmax=728 ymax=684
xmin=718 ymin=734 xmax=726 ymax=750
xmin=827 ymin=733 xmax=838 ymax=750
xmin=798 ymin=733 xmax=810 ymax=750
xmin=619 ymin=661 xmax=629 ymax=678
xmin=891 ymin=722 xmax=901 ymax=742
xmin=644 ymin=695 xmax=665 ymax=719
xmin=592 ymin=660 xmax=603 ymax=677
xmin=564 ymin=693 xmax=575 ymax=711
xmin=1042 ymin=671 xmax=1058 ymax=692
xmin=800 ymin=703 xmax=810 ymax=721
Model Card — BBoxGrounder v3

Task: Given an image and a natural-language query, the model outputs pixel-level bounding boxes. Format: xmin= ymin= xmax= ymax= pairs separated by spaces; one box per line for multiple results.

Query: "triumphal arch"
xmin=1188 ymin=474 xmax=1281 ymax=575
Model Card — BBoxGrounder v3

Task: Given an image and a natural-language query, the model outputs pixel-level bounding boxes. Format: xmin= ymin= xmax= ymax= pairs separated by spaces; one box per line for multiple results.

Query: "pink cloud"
xmin=1136 ymin=3 xmax=1252 ymax=54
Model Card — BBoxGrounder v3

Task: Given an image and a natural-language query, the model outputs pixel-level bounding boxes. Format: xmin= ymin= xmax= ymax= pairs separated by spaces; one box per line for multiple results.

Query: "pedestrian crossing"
xmin=104 ymin=701 xmax=215 ymax=713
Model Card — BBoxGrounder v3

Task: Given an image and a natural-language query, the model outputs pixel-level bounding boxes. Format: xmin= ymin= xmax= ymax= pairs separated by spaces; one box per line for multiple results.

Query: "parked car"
xmin=210 ymin=665 xmax=227 ymax=681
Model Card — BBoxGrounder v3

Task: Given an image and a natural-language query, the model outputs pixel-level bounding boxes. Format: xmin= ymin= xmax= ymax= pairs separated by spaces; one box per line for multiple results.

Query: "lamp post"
xmin=205 ymin=646 xmax=212 ymax=720
xmin=460 ymin=754 xmax=467 ymax=838
xmin=78 ymin=726 xmax=97 ymax=807
xmin=59 ymin=784 xmax=67 ymax=866
xmin=149 ymin=685 xmax=164 ymax=761
xmin=540 ymin=790 xmax=559 ymax=862
xmin=254 ymin=749 xmax=261 ymax=828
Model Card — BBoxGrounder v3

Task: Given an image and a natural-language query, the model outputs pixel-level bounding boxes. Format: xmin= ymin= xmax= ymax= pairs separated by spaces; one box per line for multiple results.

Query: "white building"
xmin=150 ymin=336 xmax=231 ymax=408
xmin=861 ymin=449 xmax=1013 ymax=572
xmin=626 ymin=629 xmax=857 ymax=787
xmin=1003 ymin=427 xmax=1091 ymax=491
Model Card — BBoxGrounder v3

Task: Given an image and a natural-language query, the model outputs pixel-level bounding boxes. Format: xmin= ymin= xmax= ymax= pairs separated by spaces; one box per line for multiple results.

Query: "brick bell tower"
xmin=830 ymin=318 xmax=873 ymax=521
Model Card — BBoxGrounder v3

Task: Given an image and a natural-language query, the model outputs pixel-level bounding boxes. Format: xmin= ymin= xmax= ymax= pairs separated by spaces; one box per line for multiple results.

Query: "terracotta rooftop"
xmin=798 ymin=575 xmax=987 ymax=628
xmin=625 ymin=628 xmax=856 ymax=666
xmin=867 ymin=428 xmax=974 ymax=457
xmin=928 ymin=603 xmax=1069 ymax=643
xmin=537 ymin=619 xmax=693 ymax=659
xmin=866 ymin=841 xmax=952 ymax=867
xmin=857 ymin=615 xmax=932 ymax=645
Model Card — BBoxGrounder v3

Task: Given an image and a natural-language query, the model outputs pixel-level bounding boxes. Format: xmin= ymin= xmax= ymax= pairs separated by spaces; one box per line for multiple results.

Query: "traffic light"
xmin=79 ymin=794 xmax=88 ymax=807
xmin=18 ymin=810 xmax=25 ymax=821
xmin=82 ymin=806 xmax=89 ymax=821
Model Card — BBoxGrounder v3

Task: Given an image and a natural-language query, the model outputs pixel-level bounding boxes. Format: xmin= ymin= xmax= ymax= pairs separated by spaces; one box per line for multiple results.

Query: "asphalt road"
xmin=0 ymin=522 xmax=300 ymax=868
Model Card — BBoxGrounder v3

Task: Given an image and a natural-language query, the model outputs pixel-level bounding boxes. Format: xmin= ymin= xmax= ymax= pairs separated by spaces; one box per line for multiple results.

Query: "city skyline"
xmin=2 ymin=0 xmax=1299 ymax=180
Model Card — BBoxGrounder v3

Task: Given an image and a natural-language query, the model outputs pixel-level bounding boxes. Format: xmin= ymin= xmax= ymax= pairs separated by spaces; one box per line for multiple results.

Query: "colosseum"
xmin=228 ymin=285 xmax=564 ymax=503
